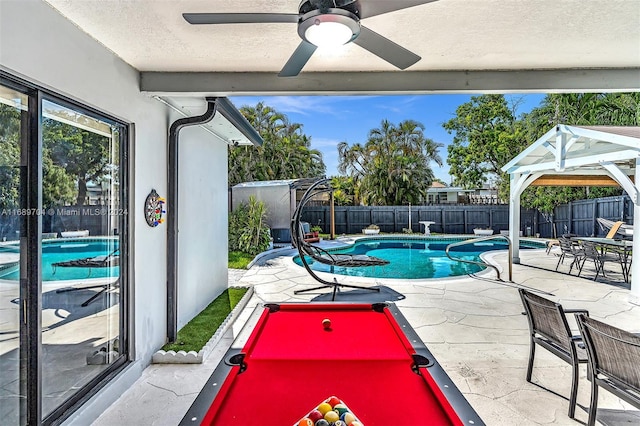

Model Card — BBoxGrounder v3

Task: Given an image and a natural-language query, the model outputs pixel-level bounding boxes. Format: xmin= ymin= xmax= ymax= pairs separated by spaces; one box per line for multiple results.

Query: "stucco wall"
xmin=177 ymin=122 xmax=229 ymax=328
xmin=0 ymin=1 xmax=228 ymax=423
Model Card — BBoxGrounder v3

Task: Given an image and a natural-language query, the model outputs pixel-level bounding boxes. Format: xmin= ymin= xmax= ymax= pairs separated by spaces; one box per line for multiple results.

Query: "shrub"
xmin=229 ymin=196 xmax=271 ymax=255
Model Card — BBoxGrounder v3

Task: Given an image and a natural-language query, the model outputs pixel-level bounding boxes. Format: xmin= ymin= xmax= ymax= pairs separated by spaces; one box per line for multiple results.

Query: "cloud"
xmin=232 ymin=95 xmax=378 ymax=117
xmin=311 ymin=137 xmax=341 ymax=176
xmin=373 ymin=95 xmax=422 ymax=113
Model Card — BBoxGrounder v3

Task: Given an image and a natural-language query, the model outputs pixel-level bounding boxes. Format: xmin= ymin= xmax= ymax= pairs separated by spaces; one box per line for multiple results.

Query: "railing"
xmin=445 ymin=235 xmax=513 ymax=282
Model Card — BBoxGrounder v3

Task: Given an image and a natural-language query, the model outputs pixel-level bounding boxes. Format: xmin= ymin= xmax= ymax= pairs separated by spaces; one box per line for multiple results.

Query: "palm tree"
xmin=338 ymin=119 xmax=442 ymax=205
xmin=229 ymin=103 xmax=326 ymax=185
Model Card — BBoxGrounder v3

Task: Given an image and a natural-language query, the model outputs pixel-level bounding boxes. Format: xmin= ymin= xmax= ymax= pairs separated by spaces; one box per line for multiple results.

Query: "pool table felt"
xmin=202 ymin=305 xmax=461 ymax=425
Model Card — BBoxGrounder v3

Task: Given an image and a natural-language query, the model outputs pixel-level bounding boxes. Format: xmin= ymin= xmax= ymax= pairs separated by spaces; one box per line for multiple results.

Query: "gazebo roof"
xmin=502 ymin=124 xmax=640 ymax=197
xmin=502 ymin=124 xmax=640 ymax=177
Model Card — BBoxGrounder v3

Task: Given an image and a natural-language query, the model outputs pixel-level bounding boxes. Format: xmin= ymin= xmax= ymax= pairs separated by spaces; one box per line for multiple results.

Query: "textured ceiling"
xmin=43 ymin=0 xmax=640 ymax=72
xmin=42 ymin=0 xmax=640 ymax=94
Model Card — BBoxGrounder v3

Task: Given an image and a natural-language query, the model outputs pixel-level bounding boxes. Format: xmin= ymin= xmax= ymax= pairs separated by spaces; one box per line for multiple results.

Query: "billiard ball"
xmin=334 ymin=403 xmax=348 ymax=416
xmin=327 ymin=396 xmax=341 ymax=407
xmin=322 ymin=318 xmax=331 ymax=329
xmin=341 ymin=412 xmax=356 ymax=424
xmin=317 ymin=402 xmax=333 ymax=415
xmin=324 ymin=410 xmax=339 ymax=423
xmin=298 ymin=419 xmax=313 ymax=426
xmin=307 ymin=409 xmax=323 ymax=423
xmin=333 ymin=421 xmax=345 ymax=426
xmin=314 ymin=420 xmax=329 ymax=426
xmin=350 ymin=422 xmax=363 ymax=426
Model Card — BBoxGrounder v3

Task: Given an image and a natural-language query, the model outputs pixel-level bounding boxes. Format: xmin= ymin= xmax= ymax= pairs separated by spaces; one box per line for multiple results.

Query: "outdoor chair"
xmin=53 ymin=248 xmax=120 ymax=306
xmin=546 ymin=232 xmax=576 ymax=255
xmin=555 ymin=236 xmax=585 ymax=274
xmin=290 ymin=178 xmax=389 ymax=300
xmin=597 ymin=218 xmax=634 ymax=238
xmin=578 ymin=240 xmax=626 ymax=281
xmin=604 ymin=221 xmax=624 ymax=239
xmin=519 ymin=289 xmax=589 ymax=418
xmin=575 ymin=314 xmax=640 ymax=426
xmin=300 ymin=221 xmax=319 ymax=243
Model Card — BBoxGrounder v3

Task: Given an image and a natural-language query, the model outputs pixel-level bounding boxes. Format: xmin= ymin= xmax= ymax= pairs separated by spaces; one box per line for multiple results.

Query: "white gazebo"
xmin=501 ymin=124 xmax=640 ymax=302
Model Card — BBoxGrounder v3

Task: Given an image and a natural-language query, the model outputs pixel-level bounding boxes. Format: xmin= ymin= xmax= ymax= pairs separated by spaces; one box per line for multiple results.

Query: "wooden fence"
xmin=300 ymin=195 xmax=634 ymax=238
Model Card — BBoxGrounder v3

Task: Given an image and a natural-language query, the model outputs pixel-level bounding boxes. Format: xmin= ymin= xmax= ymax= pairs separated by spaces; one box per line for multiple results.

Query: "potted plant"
xmin=363 ymin=224 xmax=380 ymax=235
xmin=311 ymin=225 xmax=322 ymax=238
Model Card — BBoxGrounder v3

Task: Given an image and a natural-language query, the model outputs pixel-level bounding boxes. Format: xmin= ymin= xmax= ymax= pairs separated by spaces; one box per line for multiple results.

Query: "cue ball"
xmin=322 ymin=318 xmax=331 ymax=329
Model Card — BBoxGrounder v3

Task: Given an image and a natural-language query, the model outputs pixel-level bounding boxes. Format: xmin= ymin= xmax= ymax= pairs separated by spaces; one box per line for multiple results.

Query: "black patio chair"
xmin=577 ymin=240 xmax=626 ymax=281
xmin=555 ymin=236 xmax=585 ymax=274
xmin=576 ymin=314 xmax=640 ymax=426
xmin=519 ymin=289 xmax=589 ymax=418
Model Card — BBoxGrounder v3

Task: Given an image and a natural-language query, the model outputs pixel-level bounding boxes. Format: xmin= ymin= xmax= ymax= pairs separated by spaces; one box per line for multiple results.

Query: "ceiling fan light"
xmin=298 ymin=10 xmax=360 ymax=48
xmin=305 ymin=21 xmax=353 ymax=47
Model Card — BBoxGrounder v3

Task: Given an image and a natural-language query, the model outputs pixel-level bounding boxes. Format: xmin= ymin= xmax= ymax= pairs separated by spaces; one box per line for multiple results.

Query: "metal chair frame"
xmin=519 ymin=289 xmax=589 ymax=418
xmin=576 ymin=314 xmax=640 ymax=426
xmin=555 ymin=236 xmax=585 ymax=274
xmin=290 ymin=178 xmax=388 ymax=300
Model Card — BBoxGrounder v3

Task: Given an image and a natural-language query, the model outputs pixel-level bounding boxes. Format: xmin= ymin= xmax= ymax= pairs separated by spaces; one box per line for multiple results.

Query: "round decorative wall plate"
xmin=144 ymin=189 xmax=166 ymax=227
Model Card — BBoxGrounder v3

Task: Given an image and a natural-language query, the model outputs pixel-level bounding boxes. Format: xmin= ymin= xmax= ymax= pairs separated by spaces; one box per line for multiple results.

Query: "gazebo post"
xmin=631 ymin=158 xmax=640 ymax=304
xmin=509 ymin=173 xmax=521 ymax=264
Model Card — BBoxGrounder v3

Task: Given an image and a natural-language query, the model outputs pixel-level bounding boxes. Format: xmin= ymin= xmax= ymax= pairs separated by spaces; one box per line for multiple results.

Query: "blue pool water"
xmin=293 ymin=237 xmax=545 ymax=279
xmin=0 ymin=238 xmax=119 ymax=281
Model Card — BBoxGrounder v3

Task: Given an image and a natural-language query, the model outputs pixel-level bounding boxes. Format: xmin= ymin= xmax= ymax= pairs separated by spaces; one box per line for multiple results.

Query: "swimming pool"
xmin=0 ymin=238 xmax=119 ymax=281
xmin=293 ymin=236 xmax=545 ymax=279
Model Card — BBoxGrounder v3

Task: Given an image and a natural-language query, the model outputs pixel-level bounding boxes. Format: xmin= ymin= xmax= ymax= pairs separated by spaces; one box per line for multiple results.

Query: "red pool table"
xmin=180 ymin=303 xmax=484 ymax=426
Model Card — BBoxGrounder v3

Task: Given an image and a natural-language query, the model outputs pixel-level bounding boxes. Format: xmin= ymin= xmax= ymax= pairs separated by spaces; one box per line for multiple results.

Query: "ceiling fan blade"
xmin=278 ymin=41 xmax=318 ymax=77
xmin=357 ymin=0 xmax=439 ymax=19
xmin=182 ymin=13 xmax=299 ymax=25
xmin=353 ymin=26 xmax=420 ymax=69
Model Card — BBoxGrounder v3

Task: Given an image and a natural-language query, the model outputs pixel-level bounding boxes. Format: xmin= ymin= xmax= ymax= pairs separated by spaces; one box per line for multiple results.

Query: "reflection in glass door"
xmin=0 ymin=86 xmax=27 ymax=423
xmin=40 ymin=99 xmax=123 ymax=418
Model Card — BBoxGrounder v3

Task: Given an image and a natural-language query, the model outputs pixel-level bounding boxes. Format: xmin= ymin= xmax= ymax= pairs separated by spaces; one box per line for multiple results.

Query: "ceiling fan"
xmin=183 ymin=0 xmax=438 ymax=77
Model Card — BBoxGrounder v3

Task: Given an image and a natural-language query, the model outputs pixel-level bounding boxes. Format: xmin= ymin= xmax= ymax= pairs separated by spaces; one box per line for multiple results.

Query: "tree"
xmin=43 ymin=114 xmax=113 ymax=206
xmin=443 ymin=94 xmax=524 ymax=193
xmin=330 ymin=176 xmax=356 ymax=206
xmin=517 ymin=93 xmax=639 ymax=212
xmin=0 ymin=104 xmax=21 ymax=210
xmin=229 ymin=102 xmax=326 ymax=185
xmin=338 ymin=119 xmax=442 ymax=205
xmin=529 ymin=93 xmax=640 ymax=133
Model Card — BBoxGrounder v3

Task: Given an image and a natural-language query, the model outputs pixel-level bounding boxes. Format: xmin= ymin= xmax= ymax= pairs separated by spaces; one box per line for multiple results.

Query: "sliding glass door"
xmin=0 ymin=74 xmax=129 ymax=425
xmin=0 ymin=83 xmax=28 ymax=425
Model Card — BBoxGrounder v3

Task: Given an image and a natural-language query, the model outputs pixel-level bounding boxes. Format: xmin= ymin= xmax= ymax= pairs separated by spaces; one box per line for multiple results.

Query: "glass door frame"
xmin=1 ymin=70 xmax=130 ymax=426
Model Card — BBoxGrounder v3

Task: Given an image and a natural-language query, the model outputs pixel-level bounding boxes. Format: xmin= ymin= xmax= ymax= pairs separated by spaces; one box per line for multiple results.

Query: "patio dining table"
xmin=574 ymin=237 xmax=633 ymax=283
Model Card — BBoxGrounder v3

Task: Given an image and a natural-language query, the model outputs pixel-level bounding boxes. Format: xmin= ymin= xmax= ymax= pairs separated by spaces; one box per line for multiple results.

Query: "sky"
xmin=230 ymin=94 xmax=546 ymax=184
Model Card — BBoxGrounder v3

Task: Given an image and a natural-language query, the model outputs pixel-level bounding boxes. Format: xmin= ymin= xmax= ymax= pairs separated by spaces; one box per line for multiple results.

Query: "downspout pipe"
xmin=167 ymin=97 xmax=218 ymax=343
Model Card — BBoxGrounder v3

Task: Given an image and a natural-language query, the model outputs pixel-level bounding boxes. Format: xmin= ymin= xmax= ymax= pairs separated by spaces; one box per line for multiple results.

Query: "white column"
xmin=630 ymin=159 xmax=640 ymax=304
xmin=509 ymin=173 xmax=521 ymax=264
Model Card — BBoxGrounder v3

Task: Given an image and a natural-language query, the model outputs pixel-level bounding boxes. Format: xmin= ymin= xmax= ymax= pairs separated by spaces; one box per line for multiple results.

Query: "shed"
xmin=231 ymin=178 xmax=327 ymax=243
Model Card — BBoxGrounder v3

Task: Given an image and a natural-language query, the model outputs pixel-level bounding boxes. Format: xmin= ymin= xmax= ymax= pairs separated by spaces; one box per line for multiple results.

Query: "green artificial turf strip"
xmin=229 ymin=251 xmax=253 ymax=269
xmin=162 ymin=287 xmax=248 ymax=353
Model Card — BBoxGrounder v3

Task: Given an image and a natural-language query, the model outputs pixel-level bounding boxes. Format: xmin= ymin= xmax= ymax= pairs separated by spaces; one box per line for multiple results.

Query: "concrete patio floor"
xmin=92 ymin=240 xmax=640 ymax=426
